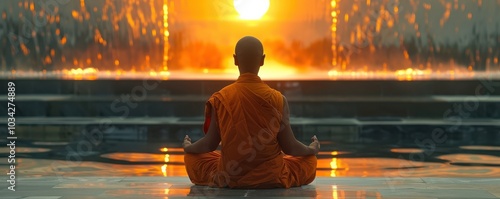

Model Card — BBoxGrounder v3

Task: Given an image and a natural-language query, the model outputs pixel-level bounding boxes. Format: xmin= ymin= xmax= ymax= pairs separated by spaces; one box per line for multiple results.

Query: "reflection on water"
xmin=0 ymin=147 xmax=50 ymax=153
xmin=106 ymin=187 xmax=190 ymax=198
xmin=330 ymin=151 xmax=338 ymax=177
xmin=332 ymin=185 xmax=338 ymax=199
xmin=101 ymin=153 xmax=166 ymax=162
xmin=322 ymin=186 xmax=382 ymax=199
xmin=3 ymin=68 xmax=500 ymax=80
xmin=438 ymin=154 xmax=500 ymax=165
xmin=389 ymin=148 xmax=424 ymax=153
xmin=8 ymin=148 xmax=500 ymax=177
xmin=161 ymin=148 xmax=169 ymax=177
xmin=460 ymin=145 xmax=500 ymax=151
xmin=101 ymin=150 xmax=185 ymax=177
xmin=2 ymin=144 xmax=499 ymax=178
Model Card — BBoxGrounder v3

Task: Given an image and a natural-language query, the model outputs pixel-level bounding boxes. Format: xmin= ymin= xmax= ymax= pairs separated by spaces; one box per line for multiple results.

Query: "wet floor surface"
xmin=2 ymin=147 xmax=500 ymax=178
xmin=1 ymin=140 xmax=499 ymax=198
xmin=1 ymin=139 xmax=499 ymax=178
xmin=1 ymin=176 xmax=499 ymax=198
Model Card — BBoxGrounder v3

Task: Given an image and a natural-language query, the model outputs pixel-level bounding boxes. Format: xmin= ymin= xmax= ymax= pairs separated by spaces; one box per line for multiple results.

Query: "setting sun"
xmin=233 ymin=0 xmax=270 ymax=20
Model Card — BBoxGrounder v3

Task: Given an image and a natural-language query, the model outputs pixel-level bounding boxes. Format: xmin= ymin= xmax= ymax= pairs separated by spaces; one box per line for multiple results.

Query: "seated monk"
xmin=183 ymin=36 xmax=320 ymax=189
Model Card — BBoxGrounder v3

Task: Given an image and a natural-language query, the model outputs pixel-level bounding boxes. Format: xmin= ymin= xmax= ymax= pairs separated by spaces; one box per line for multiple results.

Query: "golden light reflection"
xmin=59 ymin=67 xmax=171 ymax=80
xmin=10 ymin=67 xmax=495 ymax=81
xmin=61 ymin=67 xmax=99 ymax=80
xmin=330 ymin=151 xmax=338 ymax=177
xmin=460 ymin=145 xmax=500 ymax=151
xmin=332 ymin=185 xmax=338 ymax=199
xmin=161 ymin=164 xmax=167 ymax=177
xmin=390 ymin=148 xmax=424 ymax=153
xmin=221 ymin=58 xmax=298 ymax=79
xmin=161 ymin=148 xmax=170 ymax=177
xmin=329 ymin=68 xmax=426 ymax=80
xmin=438 ymin=154 xmax=500 ymax=165
xmin=15 ymin=147 xmax=500 ymax=179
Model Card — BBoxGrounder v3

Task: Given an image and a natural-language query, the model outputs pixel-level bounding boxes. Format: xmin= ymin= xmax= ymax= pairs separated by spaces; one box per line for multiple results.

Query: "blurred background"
xmin=0 ymin=0 xmax=499 ymax=78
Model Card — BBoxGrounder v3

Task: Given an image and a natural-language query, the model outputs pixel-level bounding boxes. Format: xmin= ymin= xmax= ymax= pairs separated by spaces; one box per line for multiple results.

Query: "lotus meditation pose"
xmin=183 ymin=36 xmax=320 ymax=189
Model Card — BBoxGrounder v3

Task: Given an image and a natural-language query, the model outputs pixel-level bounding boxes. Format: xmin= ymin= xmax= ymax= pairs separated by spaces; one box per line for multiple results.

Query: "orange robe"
xmin=184 ymin=73 xmax=316 ymax=188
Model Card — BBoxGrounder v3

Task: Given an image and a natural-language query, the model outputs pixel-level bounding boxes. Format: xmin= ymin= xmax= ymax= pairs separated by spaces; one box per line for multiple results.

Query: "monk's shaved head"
xmin=234 ymin=36 xmax=265 ymax=74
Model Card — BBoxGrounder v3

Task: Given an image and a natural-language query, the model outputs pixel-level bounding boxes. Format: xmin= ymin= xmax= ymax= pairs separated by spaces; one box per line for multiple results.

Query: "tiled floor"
xmin=1 ymin=176 xmax=499 ymax=198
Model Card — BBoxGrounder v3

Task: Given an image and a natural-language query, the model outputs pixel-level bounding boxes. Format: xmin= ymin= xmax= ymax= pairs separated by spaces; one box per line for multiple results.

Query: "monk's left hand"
xmin=183 ymin=135 xmax=192 ymax=148
xmin=309 ymin=135 xmax=320 ymax=155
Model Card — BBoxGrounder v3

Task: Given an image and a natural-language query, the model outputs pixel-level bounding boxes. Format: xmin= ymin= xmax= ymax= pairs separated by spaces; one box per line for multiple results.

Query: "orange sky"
xmin=166 ymin=0 xmax=333 ymax=72
xmin=170 ymin=0 xmax=330 ymax=21
xmin=169 ymin=0 xmax=331 ymax=46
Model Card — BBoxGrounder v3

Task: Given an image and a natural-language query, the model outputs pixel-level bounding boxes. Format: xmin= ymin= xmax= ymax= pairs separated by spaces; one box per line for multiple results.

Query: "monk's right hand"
xmin=309 ymin=135 xmax=320 ymax=155
xmin=183 ymin=135 xmax=192 ymax=148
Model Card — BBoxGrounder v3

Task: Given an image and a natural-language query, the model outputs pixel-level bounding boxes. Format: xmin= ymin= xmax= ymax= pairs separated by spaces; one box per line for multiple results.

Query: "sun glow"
xmin=233 ymin=0 xmax=270 ymax=20
xmin=221 ymin=57 xmax=297 ymax=80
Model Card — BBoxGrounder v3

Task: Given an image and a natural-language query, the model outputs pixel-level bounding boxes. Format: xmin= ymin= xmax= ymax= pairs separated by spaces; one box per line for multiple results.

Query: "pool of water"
xmin=2 ymin=140 xmax=499 ymax=179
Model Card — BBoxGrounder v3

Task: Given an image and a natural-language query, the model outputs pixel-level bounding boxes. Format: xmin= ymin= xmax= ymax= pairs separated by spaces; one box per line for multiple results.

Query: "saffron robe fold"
xmin=185 ymin=73 xmax=316 ymax=188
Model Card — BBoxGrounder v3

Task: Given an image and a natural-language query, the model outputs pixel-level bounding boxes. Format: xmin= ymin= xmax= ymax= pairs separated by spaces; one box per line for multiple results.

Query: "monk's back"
xmin=208 ymin=73 xmax=286 ymax=188
xmin=184 ymin=36 xmax=317 ymax=189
